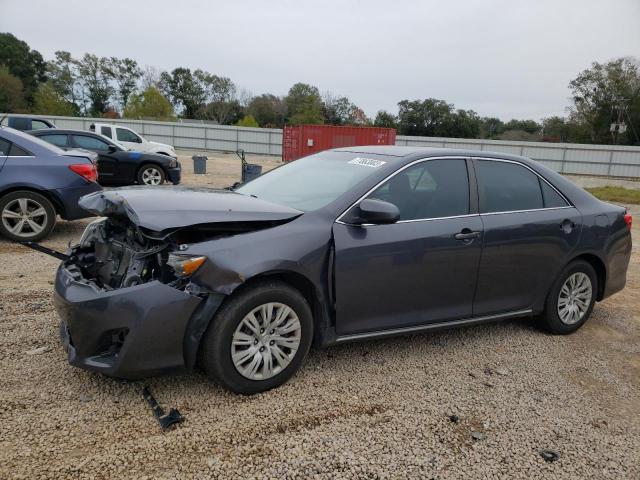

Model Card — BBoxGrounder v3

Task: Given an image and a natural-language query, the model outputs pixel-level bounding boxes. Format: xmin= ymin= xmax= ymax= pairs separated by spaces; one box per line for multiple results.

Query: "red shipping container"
xmin=282 ymin=124 xmax=397 ymax=162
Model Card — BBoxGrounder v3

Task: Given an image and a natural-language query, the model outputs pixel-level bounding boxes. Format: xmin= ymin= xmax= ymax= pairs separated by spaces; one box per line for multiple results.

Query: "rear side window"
xmin=476 ymin=160 xmax=543 ymax=213
xmin=8 ymin=117 xmax=29 ymax=130
xmin=9 ymin=144 xmax=30 ymax=156
xmin=72 ymin=135 xmax=110 ymax=152
xmin=39 ymin=134 xmax=68 ymax=148
xmin=101 ymin=126 xmax=112 ymax=138
xmin=369 ymin=159 xmax=470 ymax=220
xmin=0 ymin=138 xmax=10 ymax=155
xmin=31 ymin=120 xmax=50 ymax=130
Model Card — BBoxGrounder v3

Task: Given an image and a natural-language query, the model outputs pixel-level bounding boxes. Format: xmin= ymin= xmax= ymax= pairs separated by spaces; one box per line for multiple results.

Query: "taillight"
xmin=624 ymin=210 xmax=632 ymax=231
xmin=69 ymin=163 xmax=98 ymax=183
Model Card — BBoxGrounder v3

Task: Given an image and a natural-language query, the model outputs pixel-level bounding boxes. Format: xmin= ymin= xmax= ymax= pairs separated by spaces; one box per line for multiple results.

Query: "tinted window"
xmin=31 ymin=120 xmax=50 ymax=130
xmin=116 ymin=128 xmax=140 ymax=143
xmin=101 ymin=126 xmax=112 ymax=138
xmin=8 ymin=117 xmax=29 ymax=130
xmin=9 ymin=144 xmax=30 ymax=156
xmin=72 ymin=135 xmax=110 ymax=152
xmin=0 ymin=138 xmax=10 ymax=155
xmin=540 ymin=180 xmax=569 ymax=208
xmin=39 ymin=134 xmax=68 ymax=148
xmin=476 ymin=160 xmax=543 ymax=213
xmin=369 ymin=159 xmax=470 ymax=220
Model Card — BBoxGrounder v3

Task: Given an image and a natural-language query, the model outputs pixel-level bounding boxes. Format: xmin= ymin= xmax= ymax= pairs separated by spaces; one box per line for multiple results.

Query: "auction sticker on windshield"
xmin=348 ymin=157 xmax=387 ymax=168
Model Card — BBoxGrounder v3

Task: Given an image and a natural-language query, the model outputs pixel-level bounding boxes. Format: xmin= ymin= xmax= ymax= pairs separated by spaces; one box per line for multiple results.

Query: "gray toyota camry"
xmin=54 ymin=146 xmax=632 ymax=394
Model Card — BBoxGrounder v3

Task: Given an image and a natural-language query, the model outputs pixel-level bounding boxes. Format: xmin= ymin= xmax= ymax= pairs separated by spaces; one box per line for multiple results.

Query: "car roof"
xmin=332 ymin=145 xmax=530 ymax=162
xmin=0 ymin=126 xmax=65 ymax=156
xmin=32 ymin=128 xmax=96 ymax=135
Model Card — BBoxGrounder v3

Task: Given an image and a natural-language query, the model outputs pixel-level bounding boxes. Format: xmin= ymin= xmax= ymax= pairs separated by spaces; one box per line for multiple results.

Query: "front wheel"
xmin=538 ymin=260 xmax=597 ymax=334
xmin=199 ymin=280 xmax=313 ymax=394
xmin=137 ymin=164 xmax=165 ymax=185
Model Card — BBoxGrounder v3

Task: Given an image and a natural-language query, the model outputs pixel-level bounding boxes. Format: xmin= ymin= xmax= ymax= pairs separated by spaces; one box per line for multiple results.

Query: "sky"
xmin=1 ymin=0 xmax=639 ymax=121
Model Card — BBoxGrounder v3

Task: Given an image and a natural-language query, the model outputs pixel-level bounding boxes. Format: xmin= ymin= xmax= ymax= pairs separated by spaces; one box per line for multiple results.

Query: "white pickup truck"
xmin=90 ymin=123 xmax=177 ymax=158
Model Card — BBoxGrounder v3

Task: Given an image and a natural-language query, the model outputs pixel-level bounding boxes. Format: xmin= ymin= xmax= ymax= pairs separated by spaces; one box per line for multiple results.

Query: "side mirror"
xmin=355 ymin=199 xmax=400 ymax=225
xmin=107 ymin=145 xmax=118 ymax=153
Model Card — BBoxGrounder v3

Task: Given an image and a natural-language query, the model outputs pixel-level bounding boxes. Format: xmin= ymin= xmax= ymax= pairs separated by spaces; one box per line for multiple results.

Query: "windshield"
xmin=237 ymin=151 xmax=391 ymax=211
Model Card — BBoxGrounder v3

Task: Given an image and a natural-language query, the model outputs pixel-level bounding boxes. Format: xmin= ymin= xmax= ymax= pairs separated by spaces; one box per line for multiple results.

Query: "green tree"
xmin=322 ymin=92 xmax=370 ymax=125
xmin=159 ymin=67 xmax=206 ymax=118
xmin=108 ymin=57 xmax=142 ymax=109
xmin=235 ymin=114 xmax=259 ymax=127
xmin=124 ymin=86 xmax=175 ymax=121
xmin=247 ymin=93 xmax=286 ymax=127
xmin=0 ymin=33 xmax=46 ymax=104
xmin=0 ymin=66 xmax=25 ymax=112
xmin=396 ymin=98 xmax=454 ymax=136
xmin=569 ymin=57 xmax=640 ymax=145
xmin=47 ymin=51 xmax=82 ymax=111
xmin=285 ymin=83 xmax=324 ymax=125
xmin=32 ymin=81 xmax=75 ymax=116
xmin=76 ymin=54 xmax=114 ymax=115
xmin=479 ymin=117 xmax=504 ymax=138
xmin=503 ymin=119 xmax=541 ymax=134
xmin=196 ymin=70 xmax=238 ymax=124
xmin=374 ymin=110 xmax=397 ymax=129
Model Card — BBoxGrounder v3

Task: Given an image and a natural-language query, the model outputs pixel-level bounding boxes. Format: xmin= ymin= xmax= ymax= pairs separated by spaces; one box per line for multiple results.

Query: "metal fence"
xmin=6 ymin=114 xmax=640 ymax=178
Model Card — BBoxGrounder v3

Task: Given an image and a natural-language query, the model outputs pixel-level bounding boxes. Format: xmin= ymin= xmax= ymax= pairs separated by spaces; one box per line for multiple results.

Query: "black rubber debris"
xmin=540 ymin=449 xmax=560 ymax=462
xmin=142 ymin=386 xmax=184 ymax=430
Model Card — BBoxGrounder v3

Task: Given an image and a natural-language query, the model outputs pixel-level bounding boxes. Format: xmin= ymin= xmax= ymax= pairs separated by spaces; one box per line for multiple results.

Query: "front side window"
xmin=72 ymin=135 xmax=110 ymax=152
xmin=116 ymin=128 xmax=141 ymax=143
xmin=368 ymin=159 xmax=470 ymax=220
xmin=39 ymin=134 xmax=68 ymax=148
xmin=101 ymin=126 xmax=112 ymax=138
xmin=476 ymin=160 xmax=544 ymax=213
xmin=31 ymin=120 xmax=50 ymax=130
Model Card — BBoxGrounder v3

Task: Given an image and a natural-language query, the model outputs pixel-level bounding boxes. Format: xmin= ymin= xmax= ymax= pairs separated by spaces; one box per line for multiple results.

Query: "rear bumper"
xmin=52 ymin=183 xmax=102 ymax=220
xmin=167 ymin=162 xmax=181 ymax=184
xmin=54 ymin=264 xmax=202 ymax=379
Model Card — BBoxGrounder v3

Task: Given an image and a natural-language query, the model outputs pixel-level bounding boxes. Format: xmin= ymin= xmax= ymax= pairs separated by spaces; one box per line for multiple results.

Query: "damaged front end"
xmin=54 ymin=187 xmax=302 ymax=379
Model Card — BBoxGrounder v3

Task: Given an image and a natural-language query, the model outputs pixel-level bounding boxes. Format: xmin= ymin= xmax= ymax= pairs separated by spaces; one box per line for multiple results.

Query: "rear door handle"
xmin=454 ymin=229 xmax=481 ymax=240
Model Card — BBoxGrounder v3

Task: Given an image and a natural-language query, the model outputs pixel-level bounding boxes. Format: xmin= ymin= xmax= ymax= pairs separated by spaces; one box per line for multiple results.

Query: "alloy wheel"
xmin=141 ymin=167 xmax=163 ymax=185
xmin=557 ymin=272 xmax=592 ymax=325
xmin=1 ymin=198 xmax=49 ymax=239
xmin=231 ymin=302 xmax=302 ymax=381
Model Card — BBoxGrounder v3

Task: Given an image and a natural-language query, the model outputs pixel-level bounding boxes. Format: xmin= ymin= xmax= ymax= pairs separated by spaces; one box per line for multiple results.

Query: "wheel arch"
xmin=0 ymin=185 xmax=63 ymax=217
xmin=568 ymin=253 xmax=606 ymax=301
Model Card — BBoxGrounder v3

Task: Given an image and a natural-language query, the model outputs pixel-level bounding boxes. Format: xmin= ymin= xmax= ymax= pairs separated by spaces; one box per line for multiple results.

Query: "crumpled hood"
xmin=79 ymin=187 xmax=303 ymax=232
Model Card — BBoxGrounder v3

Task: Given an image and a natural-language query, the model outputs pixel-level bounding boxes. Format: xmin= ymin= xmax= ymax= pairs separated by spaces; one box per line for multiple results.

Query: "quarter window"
xmin=540 ymin=180 xmax=568 ymax=208
xmin=72 ymin=135 xmax=110 ymax=152
xmin=368 ymin=159 xmax=470 ymax=220
xmin=0 ymin=138 xmax=10 ymax=155
xmin=476 ymin=160 xmax=544 ymax=213
xmin=8 ymin=144 xmax=30 ymax=156
xmin=116 ymin=128 xmax=141 ymax=143
xmin=39 ymin=134 xmax=68 ymax=148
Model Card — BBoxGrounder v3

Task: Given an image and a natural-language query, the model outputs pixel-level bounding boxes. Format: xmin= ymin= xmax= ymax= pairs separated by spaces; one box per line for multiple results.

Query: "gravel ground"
xmin=1 ymin=153 xmax=639 ymax=479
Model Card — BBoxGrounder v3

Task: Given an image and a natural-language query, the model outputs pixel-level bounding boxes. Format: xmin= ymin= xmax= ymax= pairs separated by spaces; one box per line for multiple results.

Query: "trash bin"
xmin=242 ymin=163 xmax=262 ymax=183
xmin=192 ymin=155 xmax=207 ymax=174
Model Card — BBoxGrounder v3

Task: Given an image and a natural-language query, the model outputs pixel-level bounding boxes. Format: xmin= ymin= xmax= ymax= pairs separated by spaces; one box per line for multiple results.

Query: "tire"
xmin=200 ymin=280 xmax=314 ymax=394
xmin=137 ymin=164 xmax=165 ymax=185
xmin=538 ymin=260 xmax=597 ymax=334
xmin=0 ymin=190 xmax=56 ymax=242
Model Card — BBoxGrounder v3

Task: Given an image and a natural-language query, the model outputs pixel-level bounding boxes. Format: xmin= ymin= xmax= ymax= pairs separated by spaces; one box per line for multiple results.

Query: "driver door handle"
xmin=454 ymin=229 xmax=481 ymax=241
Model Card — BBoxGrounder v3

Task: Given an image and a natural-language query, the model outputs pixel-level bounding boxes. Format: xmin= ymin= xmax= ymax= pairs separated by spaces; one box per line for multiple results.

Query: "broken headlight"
xmin=79 ymin=217 xmax=107 ymax=248
xmin=166 ymin=254 xmax=207 ymax=278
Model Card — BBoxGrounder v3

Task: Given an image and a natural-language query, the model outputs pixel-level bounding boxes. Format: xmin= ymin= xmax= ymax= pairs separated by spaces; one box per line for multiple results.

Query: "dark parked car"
xmin=0 ymin=126 xmax=100 ymax=242
xmin=1 ymin=115 xmax=56 ymax=131
xmin=30 ymin=129 xmax=181 ymax=186
xmin=53 ymin=147 xmax=631 ymax=394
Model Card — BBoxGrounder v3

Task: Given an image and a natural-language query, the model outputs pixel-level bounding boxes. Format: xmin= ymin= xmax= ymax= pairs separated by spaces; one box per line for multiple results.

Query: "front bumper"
xmin=54 ymin=264 xmax=202 ymax=379
xmin=167 ymin=162 xmax=181 ymax=184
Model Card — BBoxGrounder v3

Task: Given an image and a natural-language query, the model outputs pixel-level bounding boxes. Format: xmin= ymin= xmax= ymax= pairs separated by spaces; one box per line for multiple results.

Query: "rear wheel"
xmin=137 ymin=164 xmax=165 ymax=185
xmin=538 ymin=260 xmax=597 ymax=334
xmin=199 ymin=280 xmax=313 ymax=394
xmin=0 ymin=191 xmax=56 ymax=242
